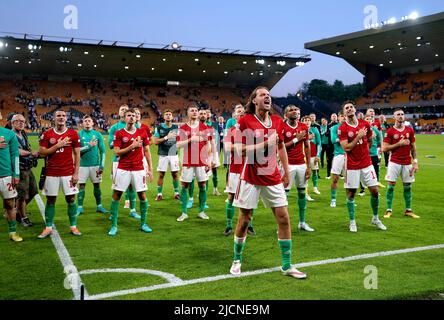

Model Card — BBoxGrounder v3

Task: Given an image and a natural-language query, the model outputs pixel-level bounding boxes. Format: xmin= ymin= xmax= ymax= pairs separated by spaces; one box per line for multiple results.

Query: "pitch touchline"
xmin=35 ymin=194 xmax=88 ymax=300
xmin=85 ymin=243 xmax=444 ymax=300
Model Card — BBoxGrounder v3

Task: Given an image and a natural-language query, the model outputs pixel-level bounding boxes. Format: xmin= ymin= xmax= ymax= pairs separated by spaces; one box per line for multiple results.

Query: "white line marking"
xmin=35 ymin=194 xmax=88 ymax=300
xmin=79 ymin=268 xmax=183 ymax=283
xmin=421 ymin=163 xmax=444 ymax=167
xmin=85 ymin=243 xmax=444 ymax=300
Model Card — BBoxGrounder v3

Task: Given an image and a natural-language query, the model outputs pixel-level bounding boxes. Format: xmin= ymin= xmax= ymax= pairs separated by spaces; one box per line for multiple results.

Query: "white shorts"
xmin=42 ymin=176 xmax=79 ymax=196
xmin=111 ymin=161 xmax=118 ymax=179
xmin=0 ymin=176 xmax=18 ymax=199
xmin=287 ymin=164 xmax=308 ymax=190
xmin=310 ymin=157 xmax=319 ymax=170
xmin=225 ymin=172 xmax=240 ymax=194
xmin=79 ymin=166 xmax=102 ymax=184
xmin=233 ymin=180 xmax=288 ymax=209
xmin=344 ymin=165 xmax=378 ymax=189
xmin=157 ymin=155 xmax=180 ymax=172
xmin=331 ymin=154 xmax=345 ymax=175
xmin=181 ymin=166 xmax=208 ymax=183
xmin=385 ymin=162 xmax=415 ymax=183
xmin=112 ymin=169 xmax=147 ymax=193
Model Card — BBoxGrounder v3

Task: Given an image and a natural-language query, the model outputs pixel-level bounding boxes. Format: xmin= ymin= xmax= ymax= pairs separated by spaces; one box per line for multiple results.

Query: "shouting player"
xmin=230 ymin=87 xmax=306 ymax=279
xmin=38 ymin=110 xmax=81 ymax=238
xmin=338 ymin=101 xmax=386 ymax=232
xmin=382 ymin=109 xmax=419 ymax=218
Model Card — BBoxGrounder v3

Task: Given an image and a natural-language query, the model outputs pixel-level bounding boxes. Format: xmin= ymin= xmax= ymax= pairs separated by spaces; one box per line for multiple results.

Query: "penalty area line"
xmin=86 ymin=243 xmax=444 ymax=300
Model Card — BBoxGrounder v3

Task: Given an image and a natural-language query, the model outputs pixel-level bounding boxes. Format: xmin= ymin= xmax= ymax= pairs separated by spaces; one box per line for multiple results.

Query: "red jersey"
xmin=114 ymin=127 xmax=149 ymax=171
xmin=371 ymin=118 xmax=382 ymax=131
xmin=139 ymin=123 xmax=152 ymax=143
xmin=338 ymin=119 xmax=373 ymax=170
xmin=177 ymin=122 xmax=212 ymax=167
xmin=235 ymin=113 xmax=284 ymax=186
xmin=283 ymin=121 xmax=309 ymax=165
xmin=224 ymin=126 xmax=243 ymax=174
xmin=383 ymin=126 xmax=415 ymax=165
xmin=39 ymin=128 xmax=80 ymax=177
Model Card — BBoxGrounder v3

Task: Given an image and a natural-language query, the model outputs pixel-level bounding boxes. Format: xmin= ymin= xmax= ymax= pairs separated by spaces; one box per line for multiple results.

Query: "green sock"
xmin=188 ymin=179 xmax=195 ymax=198
xmin=180 ymin=187 xmax=189 ymax=214
xmin=93 ymin=185 xmax=102 ymax=206
xmin=212 ymin=172 xmax=218 ymax=189
xmin=226 ymin=199 xmax=235 ymax=228
xmin=312 ymin=171 xmax=318 ymax=188
xmin=45 ymin=203 xmax=56 ymax=227
xmin=297 ymin=189 xmax=307 ymax=223
xmin=173 ymin=180 xmax=179 ymax=193
xmin=67 ymin=202 xmax=77 ymax=227
xmin=77 ymin=188 xmax=85 ymax=207
xmin=128 ymin=188 xmax=136 ymax=210
xmin=157 ymin=185 xmax=163 ymax=195
xmin=278 ymin=239 xmax=292 ymax=271
xmin=140 ymin=199 xmax=148 ymax=226
xmin=233 ymin=236 xmax=246 ymax=261
xmin=111 ymin=199 xmax=119 ymax=228
xmin=125 ymin=191 xmax=129 ymax=201
xmin=403 ymin=184 xmax=412 ymax=210
xmin=347 ymin=198 xmax=356 ymax=221
xmin=205 ymin=180 xmax=209 ymax=192
xmin=249 ymin=210 xmax=254 ymax=228
xmin=8 ymin=220 xmax=17 ymax=233
xmin=331 ymin=188 xmax=337 ymax=201
xmin=386 ymin=184 xmax=395 ymax=210
xmin=198 ymin=185 xmax=207 ymax=212
xmin=370 ymin=194 xmax=379 ymax=217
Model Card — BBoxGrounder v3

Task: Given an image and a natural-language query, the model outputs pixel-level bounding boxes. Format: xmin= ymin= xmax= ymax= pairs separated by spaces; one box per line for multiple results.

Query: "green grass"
xmin=0 ymin=134 xmax=443 ymax=300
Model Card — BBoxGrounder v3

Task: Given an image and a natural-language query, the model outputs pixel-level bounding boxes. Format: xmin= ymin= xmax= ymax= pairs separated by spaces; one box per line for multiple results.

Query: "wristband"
xmin=164 ymin=136 xmax=168 ymax=142
xmin=292 ymin=137 xmax=299 ymax=145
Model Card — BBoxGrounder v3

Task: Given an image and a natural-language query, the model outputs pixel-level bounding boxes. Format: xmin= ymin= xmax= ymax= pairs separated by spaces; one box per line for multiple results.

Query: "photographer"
xmin=11 ymin=114 xmax=39 ymax=227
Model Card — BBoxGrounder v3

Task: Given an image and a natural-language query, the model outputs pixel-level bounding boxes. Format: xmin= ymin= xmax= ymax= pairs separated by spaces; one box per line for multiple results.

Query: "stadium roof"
xmin=305 ymin=11 xmax=444 ymax=74
xmin=0 ymin=32 xmax=310 ymax=89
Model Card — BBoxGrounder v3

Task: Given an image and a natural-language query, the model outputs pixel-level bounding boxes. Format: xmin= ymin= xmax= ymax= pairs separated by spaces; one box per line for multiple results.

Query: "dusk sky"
xmin=1 ymin=0 xmax=443 ymax=96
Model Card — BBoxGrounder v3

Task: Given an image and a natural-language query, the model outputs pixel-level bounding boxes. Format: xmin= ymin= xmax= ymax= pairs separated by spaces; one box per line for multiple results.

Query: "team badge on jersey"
xmin=123 ymin=137 xmax=129 ymax=143
xmin=394 ymin=134 xmax=399 ymax=140
xmin=50 ymin=138 xmax=56 ymax=144
xmin=348 ymin=131 xmax=354 ymax=138
xmin=286 ymin=132 xmax=292 ymax=138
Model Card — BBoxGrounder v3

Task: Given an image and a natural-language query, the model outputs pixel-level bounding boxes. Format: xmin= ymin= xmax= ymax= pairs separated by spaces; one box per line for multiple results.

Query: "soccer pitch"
xmin=0 ymin=134 xmax=443 ymax=300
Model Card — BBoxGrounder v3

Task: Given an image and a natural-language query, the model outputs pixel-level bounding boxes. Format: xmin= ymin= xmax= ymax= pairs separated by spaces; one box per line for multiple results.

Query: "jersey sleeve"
xmin=154 ymin=126 xmax=160 ymax=138
xmin=113 ymin=130 xmax=122 ymax=148
xmin=176 ymin=125 xmax=186 ymax=143
xmin=9 ymin=133 xmax=20 ymax=178
xmin=39 ymin=131 xmax=50 ymax=148
xmin=108 ymin=125 xmax=116 ymax=149
xmin=409 ymin=128 xmax=416 ymax=144
xmin=338 ymin=124 xmax=347 ymax=141
xmin=97 ymin=133 xmax=105 ymax=169
xmin=383 ymin=128 xmax=392 ymax=144
xmin=330 ymin=125 xmax=339 ymax=144
xmin=275 ymin=117 xmax=285 ymax=142
xmin=72 ymin=131 xmax=81 ymax=148
xmin=142 ymin=131 xmax=150 ymax=147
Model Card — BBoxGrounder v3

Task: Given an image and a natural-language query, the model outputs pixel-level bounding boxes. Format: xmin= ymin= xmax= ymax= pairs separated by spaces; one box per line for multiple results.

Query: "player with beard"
xmin=230 ymin=87 xmax=306 ymax=279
